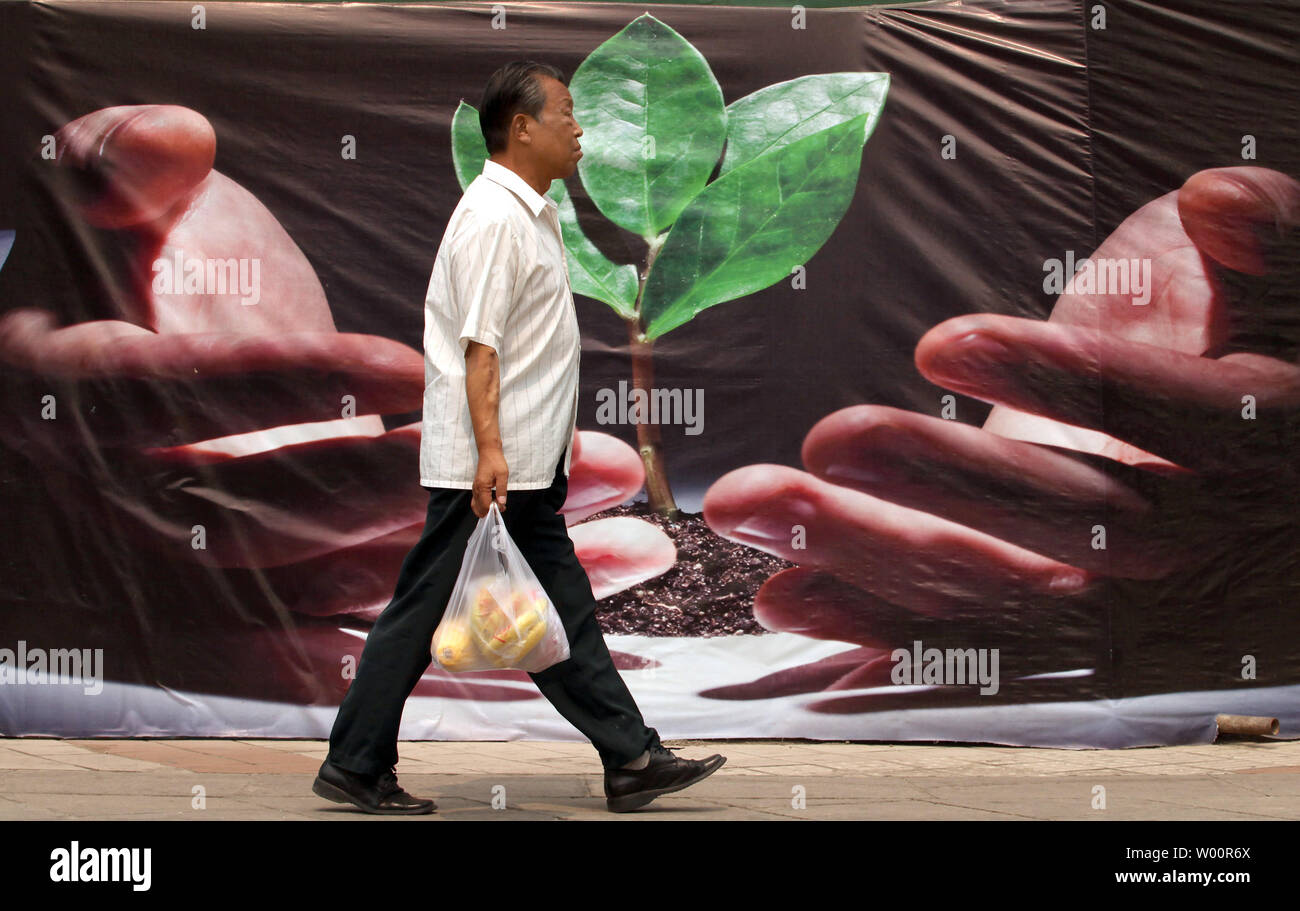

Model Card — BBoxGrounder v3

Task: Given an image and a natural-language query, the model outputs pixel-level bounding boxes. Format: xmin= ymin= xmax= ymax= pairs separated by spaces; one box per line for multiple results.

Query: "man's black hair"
xmin=480 ymin=61 xmax=566 ymax=156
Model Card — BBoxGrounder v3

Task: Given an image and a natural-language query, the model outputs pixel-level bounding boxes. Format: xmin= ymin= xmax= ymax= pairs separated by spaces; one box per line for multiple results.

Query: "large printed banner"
xmin=0 ymin=0 xmax=1297 ymax=747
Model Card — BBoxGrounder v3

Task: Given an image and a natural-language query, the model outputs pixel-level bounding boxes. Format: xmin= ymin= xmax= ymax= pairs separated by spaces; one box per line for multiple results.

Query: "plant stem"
xmin=627 ymin=319 xmax=680 ymax=519
xmin=629 ymin=232 xmax=680 ymax=519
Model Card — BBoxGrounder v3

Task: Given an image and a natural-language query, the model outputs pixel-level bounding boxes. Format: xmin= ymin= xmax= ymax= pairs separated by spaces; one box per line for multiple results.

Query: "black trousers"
xmin=326 ymin=449 xmax=662 ymax=776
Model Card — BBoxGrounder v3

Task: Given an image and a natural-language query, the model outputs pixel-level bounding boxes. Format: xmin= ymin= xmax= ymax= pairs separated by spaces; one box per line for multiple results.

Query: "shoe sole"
xmin=312 ymin=776 xmax=437 ymax=815
xmin=606 ymin=756 xmax=727 ymax=813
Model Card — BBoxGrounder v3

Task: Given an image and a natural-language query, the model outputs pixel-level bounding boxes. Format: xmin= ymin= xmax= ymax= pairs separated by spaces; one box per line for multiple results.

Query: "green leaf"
xmin=451 ymin=100 xmax=489 ymax=192
xmin=451 ymin=101 xmax=636 ymax=316
xmin=570 ymin=13 xmax=726 ymax=239
xmin=550 ymin=182 xmax=639 ymax=318
xmin=641 ymin=113 xmax=870 ymax=339
xmin=720 ymin=72 xmax=889 ymax=177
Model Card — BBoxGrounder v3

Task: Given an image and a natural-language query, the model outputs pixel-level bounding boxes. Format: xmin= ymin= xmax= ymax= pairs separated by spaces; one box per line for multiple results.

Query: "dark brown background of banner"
xmin=0 ymin=1 xmax=1296 ymax=729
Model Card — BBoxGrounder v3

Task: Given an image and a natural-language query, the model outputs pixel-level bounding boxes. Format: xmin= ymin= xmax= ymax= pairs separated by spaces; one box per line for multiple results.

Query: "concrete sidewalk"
xmin=0 ymin=737 xmax=1297 ymax=820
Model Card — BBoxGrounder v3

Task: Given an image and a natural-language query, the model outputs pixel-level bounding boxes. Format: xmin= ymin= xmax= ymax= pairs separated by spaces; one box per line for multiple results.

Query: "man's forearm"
xmin=464 ymin=340 xmax=503 ymax=452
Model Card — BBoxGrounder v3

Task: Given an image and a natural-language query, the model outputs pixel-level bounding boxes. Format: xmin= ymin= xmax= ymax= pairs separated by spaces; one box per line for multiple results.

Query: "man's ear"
xmin=511 ymin=112 xmax=532 ymax=146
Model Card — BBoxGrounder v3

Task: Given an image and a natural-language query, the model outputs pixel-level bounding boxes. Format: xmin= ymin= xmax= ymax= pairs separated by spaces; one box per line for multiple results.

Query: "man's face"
xmin=525 ymin=75 xmax=583 ymax=180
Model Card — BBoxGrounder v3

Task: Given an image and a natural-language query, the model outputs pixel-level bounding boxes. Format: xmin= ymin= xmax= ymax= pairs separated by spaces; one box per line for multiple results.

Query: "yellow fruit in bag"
xmin=470 ymin=586 xmax=549 ymax=665
xmin=433 ymin=620 xmax=478 ymax=671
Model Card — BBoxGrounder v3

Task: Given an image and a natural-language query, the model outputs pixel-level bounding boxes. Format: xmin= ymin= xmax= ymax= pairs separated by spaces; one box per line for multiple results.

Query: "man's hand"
xmin=472 ymin=445 xmax=509 ymax=517
xmin=0 ymin=104 xmax=685 ymax=708
xmin=701 ymin=165 xmax=1300 ymax=710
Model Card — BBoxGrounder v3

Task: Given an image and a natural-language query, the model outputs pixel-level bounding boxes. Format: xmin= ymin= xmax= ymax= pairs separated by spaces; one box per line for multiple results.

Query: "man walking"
xmin=312 ymin=61 xmax=725 ymax=814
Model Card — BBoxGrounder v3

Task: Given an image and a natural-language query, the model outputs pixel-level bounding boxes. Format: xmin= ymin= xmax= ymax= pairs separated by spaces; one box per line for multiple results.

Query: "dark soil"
xmin=579 ymin=501 xmax=795 ymax=637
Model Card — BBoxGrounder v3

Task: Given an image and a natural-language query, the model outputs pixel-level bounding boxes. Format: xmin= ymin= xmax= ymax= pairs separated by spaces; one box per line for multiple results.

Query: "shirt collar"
xmin=481 ymin=158 xmax=556 ymax=218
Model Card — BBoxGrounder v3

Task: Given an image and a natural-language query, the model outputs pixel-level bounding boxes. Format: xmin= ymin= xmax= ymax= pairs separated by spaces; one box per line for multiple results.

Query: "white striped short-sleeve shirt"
xmin=419 ymin=158 xmax=581 ymax=489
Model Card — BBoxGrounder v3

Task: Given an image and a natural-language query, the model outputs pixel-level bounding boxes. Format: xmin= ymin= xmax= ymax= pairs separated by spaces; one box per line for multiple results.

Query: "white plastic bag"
xmin=431 ymin=501 xmax=570 ymax=673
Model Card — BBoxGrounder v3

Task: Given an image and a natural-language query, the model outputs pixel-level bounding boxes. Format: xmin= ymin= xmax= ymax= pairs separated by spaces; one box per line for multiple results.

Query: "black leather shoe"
xmin=312 ymin=759 xmax=436 ymax=815
xmin=604 ymin=743 xmax=726 ymax=812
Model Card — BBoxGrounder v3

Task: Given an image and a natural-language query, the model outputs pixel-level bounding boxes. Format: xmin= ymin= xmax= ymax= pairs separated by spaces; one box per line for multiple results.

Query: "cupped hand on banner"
xmin=702 ymin=166 xmax=1300 ymax=711
xmin=0 ymin=104 xmax=666 ymax=704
